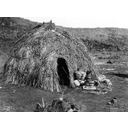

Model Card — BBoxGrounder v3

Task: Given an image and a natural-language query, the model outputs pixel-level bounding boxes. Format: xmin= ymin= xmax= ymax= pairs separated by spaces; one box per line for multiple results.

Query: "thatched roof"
xmin=4 ymin=22 xmax=95 ymax=92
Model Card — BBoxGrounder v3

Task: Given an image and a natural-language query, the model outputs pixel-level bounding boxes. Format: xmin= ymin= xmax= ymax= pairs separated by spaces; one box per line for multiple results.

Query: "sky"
xmin=24 ymin=17 xmax=128 ymax=28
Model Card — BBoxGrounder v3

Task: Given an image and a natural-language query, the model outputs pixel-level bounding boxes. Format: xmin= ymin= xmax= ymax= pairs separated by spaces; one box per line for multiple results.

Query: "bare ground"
xmin=0 ymin=54 xmax=128 ymax=112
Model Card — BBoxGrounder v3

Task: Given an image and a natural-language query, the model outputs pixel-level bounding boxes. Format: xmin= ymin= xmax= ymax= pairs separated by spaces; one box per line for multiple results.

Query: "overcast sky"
xmin=24 ymin=17 xmax=128 ymax=28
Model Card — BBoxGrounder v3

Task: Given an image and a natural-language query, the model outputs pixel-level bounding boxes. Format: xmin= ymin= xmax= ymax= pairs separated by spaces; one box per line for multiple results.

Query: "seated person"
xmin=73 ymin=68 xmax=87 ymax=87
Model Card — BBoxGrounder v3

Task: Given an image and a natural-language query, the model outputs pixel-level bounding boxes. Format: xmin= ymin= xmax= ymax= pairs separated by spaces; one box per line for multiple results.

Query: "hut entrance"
xmin=57 ymin=58 xmax=70 ymax=87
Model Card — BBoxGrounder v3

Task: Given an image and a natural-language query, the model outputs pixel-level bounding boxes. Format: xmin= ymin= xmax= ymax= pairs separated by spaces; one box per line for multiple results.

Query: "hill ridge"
xmin=0 ymin=17 xmax=128 ymax=55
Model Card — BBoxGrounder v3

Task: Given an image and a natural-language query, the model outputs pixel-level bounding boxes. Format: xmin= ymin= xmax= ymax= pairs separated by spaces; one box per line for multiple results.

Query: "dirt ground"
xmin=0 ymin=53 xmax=128 ymax=112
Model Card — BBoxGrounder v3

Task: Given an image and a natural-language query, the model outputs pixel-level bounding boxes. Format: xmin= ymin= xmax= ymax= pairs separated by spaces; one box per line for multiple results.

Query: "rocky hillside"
xmin=1 ymin=17 xmax=128 ymax=55
xmin=62 ymin=27 xmax=128 ymax=53
xmin=0 ymin=17 xmax=38 ymax=55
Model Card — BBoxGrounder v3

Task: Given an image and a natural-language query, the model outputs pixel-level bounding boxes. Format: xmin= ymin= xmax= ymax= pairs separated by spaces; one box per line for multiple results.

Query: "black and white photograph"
xmin=0 ymin=0 xmax=128 ymax=113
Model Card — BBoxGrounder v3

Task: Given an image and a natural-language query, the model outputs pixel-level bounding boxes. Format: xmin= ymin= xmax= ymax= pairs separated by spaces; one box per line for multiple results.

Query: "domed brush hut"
xmin=4 ymin=22 xmax=99 ymax=92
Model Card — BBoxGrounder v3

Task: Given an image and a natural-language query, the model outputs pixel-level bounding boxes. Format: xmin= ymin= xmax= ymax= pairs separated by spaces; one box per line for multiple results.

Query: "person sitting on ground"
xmin=73 ymin=68 xmax=86 ymax=87
xmin=84 ymin=70 xmax=92 ymax=83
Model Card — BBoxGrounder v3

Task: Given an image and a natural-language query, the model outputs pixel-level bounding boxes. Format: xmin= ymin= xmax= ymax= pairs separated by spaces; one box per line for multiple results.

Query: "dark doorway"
xmin=57 ymin=58 xmax=70 ymax=87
